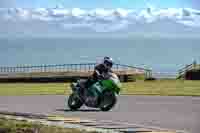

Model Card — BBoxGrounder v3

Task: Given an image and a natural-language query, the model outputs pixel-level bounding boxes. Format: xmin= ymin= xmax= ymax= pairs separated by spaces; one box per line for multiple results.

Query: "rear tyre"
xmin=68 ymin=93 xmax=83 ymax=111
xmin=100 ymin=90 xmax=117 ymax=112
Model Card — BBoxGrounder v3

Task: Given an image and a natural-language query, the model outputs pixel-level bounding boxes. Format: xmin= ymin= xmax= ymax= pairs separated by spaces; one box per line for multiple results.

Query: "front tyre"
xmin=68 ymin=93 xmax=83 ymax=111
xmin=100 ymin=90 xmax=117 ymax=112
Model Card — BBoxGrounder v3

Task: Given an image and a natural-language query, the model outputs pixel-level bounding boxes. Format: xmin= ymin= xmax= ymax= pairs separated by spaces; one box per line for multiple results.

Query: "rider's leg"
xmin=84 ymin=77 xmax=97 ymax=88
xmin=78 ymin=78 xmax=93 ymax=96
xmin=84 ymin=78 xmax=99 ymax=106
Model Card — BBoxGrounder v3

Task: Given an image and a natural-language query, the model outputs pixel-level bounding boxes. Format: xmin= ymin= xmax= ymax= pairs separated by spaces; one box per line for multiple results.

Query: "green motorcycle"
xmin=68 ymin=72 xmax=121 ymax=111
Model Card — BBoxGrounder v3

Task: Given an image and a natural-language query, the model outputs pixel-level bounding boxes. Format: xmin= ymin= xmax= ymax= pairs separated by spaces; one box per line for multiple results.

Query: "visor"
xmin=105 ymin=61 xmax=113 ymax=67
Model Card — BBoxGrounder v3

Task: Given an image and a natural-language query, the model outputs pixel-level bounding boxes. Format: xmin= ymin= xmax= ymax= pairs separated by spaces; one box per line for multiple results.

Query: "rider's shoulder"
xmin=95 ymin=63 xmax=104 ymax=68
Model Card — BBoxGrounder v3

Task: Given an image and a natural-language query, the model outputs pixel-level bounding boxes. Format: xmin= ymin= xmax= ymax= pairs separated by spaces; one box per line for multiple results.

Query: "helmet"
xmin=103 ymin=56 xmax=113 ymax=69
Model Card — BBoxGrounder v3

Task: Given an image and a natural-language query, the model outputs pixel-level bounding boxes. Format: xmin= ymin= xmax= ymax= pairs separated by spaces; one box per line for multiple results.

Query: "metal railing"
xmin=0 ymin=63 xmax=152 ymax=78
xmin=178 ymin=63 xmax=200 ymax=78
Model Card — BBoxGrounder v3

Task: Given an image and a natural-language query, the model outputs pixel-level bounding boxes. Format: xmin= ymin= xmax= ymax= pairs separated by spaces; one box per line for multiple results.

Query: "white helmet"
xmin=103 ymin=56 xmax=114 ymax=68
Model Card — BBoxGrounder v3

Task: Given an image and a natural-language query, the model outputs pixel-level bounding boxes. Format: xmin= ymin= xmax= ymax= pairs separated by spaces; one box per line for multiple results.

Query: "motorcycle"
xmin=67 ymin=72 xmax=121 ymax=111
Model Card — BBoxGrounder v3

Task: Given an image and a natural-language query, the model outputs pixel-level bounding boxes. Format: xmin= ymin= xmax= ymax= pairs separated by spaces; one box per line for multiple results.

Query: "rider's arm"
xmin=94 ymin=70 xmax=100 ymax=76
xmin=93 ymin=64 xmax=104 ymax=79
xmin=94 ymin=64 xmax=103 ymax=74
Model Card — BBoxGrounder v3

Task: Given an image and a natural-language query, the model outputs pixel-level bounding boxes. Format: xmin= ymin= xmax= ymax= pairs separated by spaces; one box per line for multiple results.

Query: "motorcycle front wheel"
xmin=100 ymin=90 xmax=117 ymax=111
xmin=68 ymin=93 xmax=83 ymax=111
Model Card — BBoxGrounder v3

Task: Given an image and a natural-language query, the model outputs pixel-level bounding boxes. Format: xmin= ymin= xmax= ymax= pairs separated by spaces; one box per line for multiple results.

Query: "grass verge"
xmin=0 ymin=117 xmax=97 ymax=133
xmin=0 ymin=79 xmax=200 ymax=96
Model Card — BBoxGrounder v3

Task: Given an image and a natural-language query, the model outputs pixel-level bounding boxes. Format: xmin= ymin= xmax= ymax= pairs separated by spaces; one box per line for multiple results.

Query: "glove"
xmin=94 ymin=70 xmax=104 ymax=80
xmin=98 ymin=74 xmax=105 ymax=80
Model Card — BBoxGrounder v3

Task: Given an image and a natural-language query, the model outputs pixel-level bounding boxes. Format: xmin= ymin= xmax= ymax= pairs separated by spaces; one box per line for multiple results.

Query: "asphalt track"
xmin=0 ymin=95 xmax=199 ymax=133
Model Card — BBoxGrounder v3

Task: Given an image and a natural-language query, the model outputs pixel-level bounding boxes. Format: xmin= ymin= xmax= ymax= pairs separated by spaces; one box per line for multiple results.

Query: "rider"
xmin=80 ymin=56 xmax=114 ymax=92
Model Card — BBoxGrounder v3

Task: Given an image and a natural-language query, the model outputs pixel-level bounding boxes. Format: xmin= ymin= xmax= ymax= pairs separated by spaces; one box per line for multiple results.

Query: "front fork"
xmin=71 ymin=83 xmax=86 ymax=103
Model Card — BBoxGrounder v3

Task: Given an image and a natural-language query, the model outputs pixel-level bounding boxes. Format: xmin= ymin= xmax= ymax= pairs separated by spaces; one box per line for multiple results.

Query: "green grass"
xmin=0 ymin=117 xmax=98 ymax=133
xmin=0 ymin=79 xmax=200 ymax=96
xmin=122 ymin=80 xmax=200 ymax=96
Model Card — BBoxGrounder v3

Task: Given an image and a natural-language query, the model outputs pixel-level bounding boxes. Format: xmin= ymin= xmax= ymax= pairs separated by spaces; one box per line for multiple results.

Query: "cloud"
xmin=1 ymin=7 xmax=200 ymax=35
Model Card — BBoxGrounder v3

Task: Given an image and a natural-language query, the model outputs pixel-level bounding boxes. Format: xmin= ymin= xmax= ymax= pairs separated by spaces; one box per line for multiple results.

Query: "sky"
xmin=1 ymin=0 xmax=200 ymax=37
xmin=0 ymin=0 xmax=198 ymax=9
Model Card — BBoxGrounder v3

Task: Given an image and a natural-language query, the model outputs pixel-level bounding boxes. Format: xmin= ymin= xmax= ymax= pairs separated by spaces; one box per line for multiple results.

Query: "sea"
xmin=0 ymin=36 xmax=200 ymax=77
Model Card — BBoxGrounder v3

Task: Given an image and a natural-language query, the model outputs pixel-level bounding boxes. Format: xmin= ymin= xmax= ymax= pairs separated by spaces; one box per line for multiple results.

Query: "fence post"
xmin=145 ymin=70 xmax=147 ymax=79
xmin=88 ymin=64 xmax=90 ymax=71
xmin=58 ymin=65 xmax=60 ymax=72
xmin=0 ymin=67 xmax=2 ymax=73
xmin=147 ymin=70 xmax=150 ymax=79
xmin=38 ymin=65 xmax=41 ymax=72
xmin=13 ymin=67 xmax=16 ymax=73
xmin=65 ymin=64 xmax=67 ymax=71
xmin=8 ymin=67 xmax=10 ymax=73
xmin=84 ymin=64 xmax=86 ymax=71
xmin=44 ymin=65 xmax=47 ymax=72
xmin=145 ymin=70 xmax=152 ymax=79
xmin=75 ymin=64 xmax=78 ymax=71
xmin=70 ymin=64 xmax=72 ymax=71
